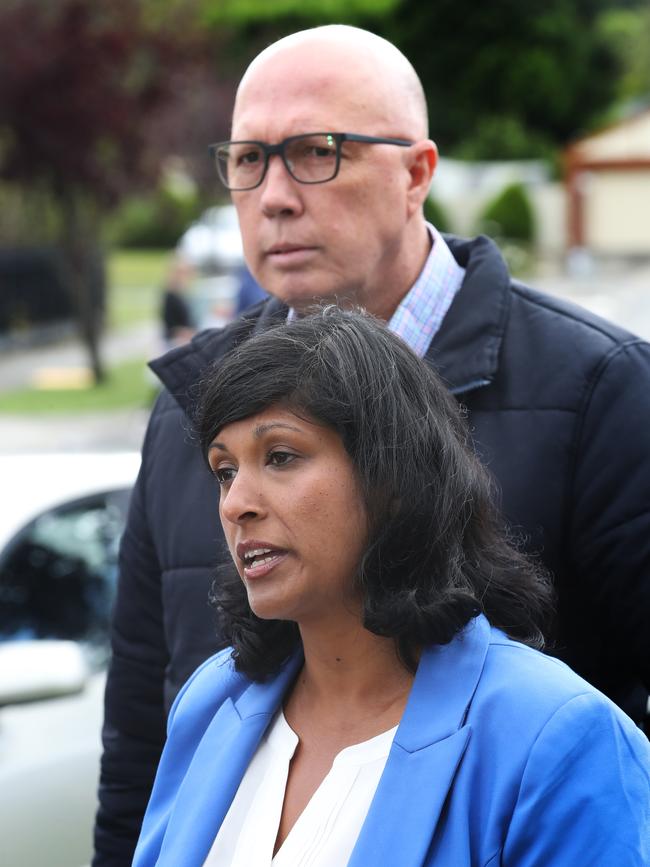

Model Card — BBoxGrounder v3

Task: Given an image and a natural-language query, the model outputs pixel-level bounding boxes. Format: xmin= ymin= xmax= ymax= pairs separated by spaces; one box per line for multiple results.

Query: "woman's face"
xmin=208 ymin=406 xmax=368 ymax=626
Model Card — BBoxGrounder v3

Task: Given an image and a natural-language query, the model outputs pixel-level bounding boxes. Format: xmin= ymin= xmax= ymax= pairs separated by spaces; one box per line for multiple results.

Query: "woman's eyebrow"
xmin=252 ymin=422 xmax=303 ymax=437
xmin=208 ymin=421 xmax=304 ymax=453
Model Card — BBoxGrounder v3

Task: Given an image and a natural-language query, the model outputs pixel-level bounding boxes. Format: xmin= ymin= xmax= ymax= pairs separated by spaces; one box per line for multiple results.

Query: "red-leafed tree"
xmin=0 ymin=0 xmax=224 ymax=381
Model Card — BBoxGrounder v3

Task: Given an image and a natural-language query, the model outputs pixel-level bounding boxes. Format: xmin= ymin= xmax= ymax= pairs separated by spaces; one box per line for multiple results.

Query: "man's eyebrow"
xmin=208 ymin=421 xmax=304 ymax=453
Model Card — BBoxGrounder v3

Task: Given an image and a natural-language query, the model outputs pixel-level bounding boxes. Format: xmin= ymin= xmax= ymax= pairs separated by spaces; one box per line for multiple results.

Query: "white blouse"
xmin=203 ymin=710 xmax=397 ymax=866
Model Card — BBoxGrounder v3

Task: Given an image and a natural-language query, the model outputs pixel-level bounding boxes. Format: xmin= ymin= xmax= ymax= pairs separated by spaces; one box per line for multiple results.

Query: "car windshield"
xmin=0 ymin=489 xmax=130 ymax=659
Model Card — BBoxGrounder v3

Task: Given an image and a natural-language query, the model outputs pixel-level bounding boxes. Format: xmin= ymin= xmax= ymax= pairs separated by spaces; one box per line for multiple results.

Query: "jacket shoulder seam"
xmin=511 ymin=281 xmax=646 ymax=346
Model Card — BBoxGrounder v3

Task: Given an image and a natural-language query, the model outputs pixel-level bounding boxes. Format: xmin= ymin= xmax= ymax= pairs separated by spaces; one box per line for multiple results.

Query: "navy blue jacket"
xmin=94 ymin=235 xmax=650 ymax=865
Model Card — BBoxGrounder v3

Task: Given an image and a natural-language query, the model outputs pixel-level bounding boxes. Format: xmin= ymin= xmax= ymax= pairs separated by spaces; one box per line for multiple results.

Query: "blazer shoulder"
xmin=480 ymin=632 xmax=636 ymax=733
xmin=167 ymin=647 xmax=245 ymax=731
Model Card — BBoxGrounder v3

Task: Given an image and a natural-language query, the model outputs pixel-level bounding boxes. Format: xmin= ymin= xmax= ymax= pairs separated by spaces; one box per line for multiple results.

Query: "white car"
xmin=177 ymin=204 xmax=244 ymax=273
xmin=0 ymin=452 xmax=140 ymax=867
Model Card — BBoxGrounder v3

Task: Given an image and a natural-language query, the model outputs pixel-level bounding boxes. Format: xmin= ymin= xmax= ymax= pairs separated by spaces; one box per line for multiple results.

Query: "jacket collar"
xmin=348 ymin=615 xmax=492 ymax=866
xmin=149 ymin=235 xmax=511 ymax=413
xmin=153 ymin=651 xmax=303 ymax=866
xmin=430 ymin=234 xmax=511 ymax=395
xmin=148 ymin=296 xmax=289 ymax=417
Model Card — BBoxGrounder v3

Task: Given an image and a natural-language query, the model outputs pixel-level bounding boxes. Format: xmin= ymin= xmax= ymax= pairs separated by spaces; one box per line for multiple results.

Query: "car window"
xmin=0 ymin=489 xmax=130 ymax=663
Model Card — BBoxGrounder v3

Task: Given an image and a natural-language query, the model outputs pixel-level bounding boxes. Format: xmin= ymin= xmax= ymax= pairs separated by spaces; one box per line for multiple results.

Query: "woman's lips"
xmin=243 ymin=550 xmax=288 ymax=580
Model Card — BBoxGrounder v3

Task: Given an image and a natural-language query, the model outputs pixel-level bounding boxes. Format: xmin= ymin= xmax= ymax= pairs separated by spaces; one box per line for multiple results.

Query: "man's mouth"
xmin=267 ymin=243 xmax=308 ymax=254
xmin=265 ymin=243 xmax=318 ymax=262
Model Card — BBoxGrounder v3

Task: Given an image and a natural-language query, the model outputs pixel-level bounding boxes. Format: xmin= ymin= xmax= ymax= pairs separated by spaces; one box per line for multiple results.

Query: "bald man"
xmin=93 ymin=25 xmax=650 ymax=865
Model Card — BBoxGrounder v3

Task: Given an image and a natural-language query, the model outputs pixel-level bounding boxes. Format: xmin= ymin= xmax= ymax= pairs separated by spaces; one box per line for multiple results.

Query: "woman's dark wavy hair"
xmin=195 ymin=307 xmax=553 ymax=680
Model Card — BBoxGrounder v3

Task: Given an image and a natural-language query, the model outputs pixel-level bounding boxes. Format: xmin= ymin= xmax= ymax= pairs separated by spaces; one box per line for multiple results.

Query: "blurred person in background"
xmin=160 ymin=255 xmax=197 ymax=349
xmin=93 ymin=25 xmax=650 ymax=866
xmin=132 ymin=309 xmax=649 ymax=866
xmin=234 ymin=263 xmax=269 ymax=315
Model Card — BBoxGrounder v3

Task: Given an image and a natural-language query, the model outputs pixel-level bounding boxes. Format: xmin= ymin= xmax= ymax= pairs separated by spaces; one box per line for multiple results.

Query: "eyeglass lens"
xmin=216 ymin=134 xmax=339 ymax=189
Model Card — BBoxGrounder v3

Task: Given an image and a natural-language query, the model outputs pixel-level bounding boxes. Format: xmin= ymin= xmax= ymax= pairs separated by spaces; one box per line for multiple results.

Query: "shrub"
xmin=107 ymin=188 xmax=201 ymax=249
xmin=477 ymin=183 xmax=535 ymax=243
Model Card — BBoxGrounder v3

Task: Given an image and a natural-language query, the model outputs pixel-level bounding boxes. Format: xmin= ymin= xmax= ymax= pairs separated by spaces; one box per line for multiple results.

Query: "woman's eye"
xmin=267 ymin=450 xmax=296 ymax=467
xmin=214 ymin=466 xmax=236 ymax=485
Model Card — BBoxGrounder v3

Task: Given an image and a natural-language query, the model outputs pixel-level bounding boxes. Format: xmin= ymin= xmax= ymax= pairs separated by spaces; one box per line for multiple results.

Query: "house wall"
xmin=529 ymin=183 xmax=567 ymax=258
xmin=582 ymin=170 xmax=650 ymax=254
xmin=430 ymin=153 xmax=650 ymax=260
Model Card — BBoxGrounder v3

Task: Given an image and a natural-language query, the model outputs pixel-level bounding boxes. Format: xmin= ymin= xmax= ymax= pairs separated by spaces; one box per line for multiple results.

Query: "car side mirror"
xmin=0 ymin=640 xmax=89 ymax=706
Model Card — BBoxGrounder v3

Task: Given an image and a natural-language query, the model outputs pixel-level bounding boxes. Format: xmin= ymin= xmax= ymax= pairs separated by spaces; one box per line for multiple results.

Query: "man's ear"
xmin=405 ymin=140 xmax=438 ymax=216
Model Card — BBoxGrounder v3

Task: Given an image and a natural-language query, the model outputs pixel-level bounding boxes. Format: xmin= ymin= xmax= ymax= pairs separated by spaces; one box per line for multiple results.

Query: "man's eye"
xmin=305 ymin=145 xmax=336 ymax=159
xmin=236 ymin=149 xmax=261 ymax=167
xmin=214 ymin=466 xmax=236 ymax=484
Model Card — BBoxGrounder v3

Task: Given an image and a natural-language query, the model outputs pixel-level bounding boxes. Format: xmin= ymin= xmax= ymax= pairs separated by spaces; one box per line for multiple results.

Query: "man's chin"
xmin=266 ymin=282 xmax=362 ymax=314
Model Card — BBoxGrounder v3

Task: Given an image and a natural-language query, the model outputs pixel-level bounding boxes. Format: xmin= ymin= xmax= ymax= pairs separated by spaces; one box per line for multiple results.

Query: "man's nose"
xmin=220 ymin=471 xmax=264 ymax=524
xmin=259 ymin=154 xmax=303 ymax=217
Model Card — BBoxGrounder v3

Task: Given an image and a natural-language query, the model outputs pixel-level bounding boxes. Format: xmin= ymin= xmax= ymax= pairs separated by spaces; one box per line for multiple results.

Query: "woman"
xmin=134 ymin=309 xmax=649 ymax=866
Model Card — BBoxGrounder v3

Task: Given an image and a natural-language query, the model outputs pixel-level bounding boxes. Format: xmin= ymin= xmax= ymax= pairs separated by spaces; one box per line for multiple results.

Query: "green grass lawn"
xmin=0 ymin=250 xmax=169 ymax=416
xmin=107 ymin=248 xmax=171 ymax=329
xmin=0 ymin=357 xmax=156 ymax=414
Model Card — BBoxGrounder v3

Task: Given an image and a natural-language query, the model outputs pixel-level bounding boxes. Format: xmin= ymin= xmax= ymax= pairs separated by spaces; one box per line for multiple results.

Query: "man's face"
xmin=230 ymin=46 xmax=424 ymax=316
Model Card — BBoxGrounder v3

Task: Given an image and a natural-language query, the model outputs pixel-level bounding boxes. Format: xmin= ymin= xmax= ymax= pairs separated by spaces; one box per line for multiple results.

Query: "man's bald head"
xmin=234 ymin=25 xmax=429 ymax=141
xmin=228 ymin=24 xmax=437 ymax=319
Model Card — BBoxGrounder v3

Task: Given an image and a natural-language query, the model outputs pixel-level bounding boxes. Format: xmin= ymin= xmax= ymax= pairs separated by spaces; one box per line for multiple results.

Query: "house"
xmin=564 ymin=108 xmax=650 ymax=257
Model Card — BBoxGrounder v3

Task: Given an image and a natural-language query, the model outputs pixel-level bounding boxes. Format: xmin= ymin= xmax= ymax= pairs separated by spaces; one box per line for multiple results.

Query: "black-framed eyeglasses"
xmin=208 ymin=132 xmax=413 ymax=191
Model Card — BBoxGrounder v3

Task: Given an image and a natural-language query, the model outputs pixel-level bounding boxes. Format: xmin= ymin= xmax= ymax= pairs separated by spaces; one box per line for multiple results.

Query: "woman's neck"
xmin=288 ymin=620 xmax=415 ymax=733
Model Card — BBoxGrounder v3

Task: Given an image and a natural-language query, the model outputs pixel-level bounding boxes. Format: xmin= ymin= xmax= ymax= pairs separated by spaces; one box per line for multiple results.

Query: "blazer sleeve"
xmin=501 ymin=692 xmax=650 ymax=866
xmin=131 ymin=650 xmax=241 ymax=867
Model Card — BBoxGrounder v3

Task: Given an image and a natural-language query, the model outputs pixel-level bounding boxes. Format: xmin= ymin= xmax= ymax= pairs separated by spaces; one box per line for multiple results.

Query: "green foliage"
xmin=107 ymin=248 xmax=169 ymax=327
xmin=597 ymin=6 xmax=650 ymax=105
xmin=106 ymin=188 xmax=201 ymax=249
xmin=454 ymin=116 xmax=557 ymax=162
xmin=423 ymin=195 xmax=452 ymax=233
xmin=0 ymin=183 xmax=62 ymax=245
xmin=0 ymin=357 xmax=153 ymax=414
xmin=477 ymin=183 xmax=535 ymax=243
xmin=202 ymin=0 xmax=398 ymax=24
xmin=108 ymin=248 xmax=170 ymax=290
xmin=379 ymin=0 xmax=622 ymax=157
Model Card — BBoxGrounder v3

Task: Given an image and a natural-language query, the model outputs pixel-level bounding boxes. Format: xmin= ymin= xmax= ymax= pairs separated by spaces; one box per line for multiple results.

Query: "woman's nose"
xmin=220 ymin=471 xmax=264 ymax=524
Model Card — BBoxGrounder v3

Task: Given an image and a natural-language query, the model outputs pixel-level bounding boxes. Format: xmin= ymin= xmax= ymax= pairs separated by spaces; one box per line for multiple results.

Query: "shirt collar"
xmin=387 ymin=223 xmax=465 ymax=358
xmin=286 ymin=223 xmax=465 ymax=357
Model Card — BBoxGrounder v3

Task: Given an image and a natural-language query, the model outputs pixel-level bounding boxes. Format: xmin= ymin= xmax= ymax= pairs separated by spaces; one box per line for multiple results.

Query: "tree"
xmin=377 ymin=0 xmax=622 ymax=159
xmin=196 ymin=0 xmax=624 ymax=161
xmin=598 ymin=4 xmax=650 ymax=108
xmin=0 ymin=0 xmax=216 ymax=381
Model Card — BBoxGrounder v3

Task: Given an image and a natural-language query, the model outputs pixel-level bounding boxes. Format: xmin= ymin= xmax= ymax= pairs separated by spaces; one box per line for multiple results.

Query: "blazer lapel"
xmin=348 ymin=616 xmax=492 ymax=867
xmin=155 ymin=653 xmax=302 ymax=866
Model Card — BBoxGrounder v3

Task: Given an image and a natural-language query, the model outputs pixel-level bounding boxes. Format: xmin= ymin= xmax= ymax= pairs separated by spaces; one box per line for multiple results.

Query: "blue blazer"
xmin=134 ymin=616 xmax=649 ymax=866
